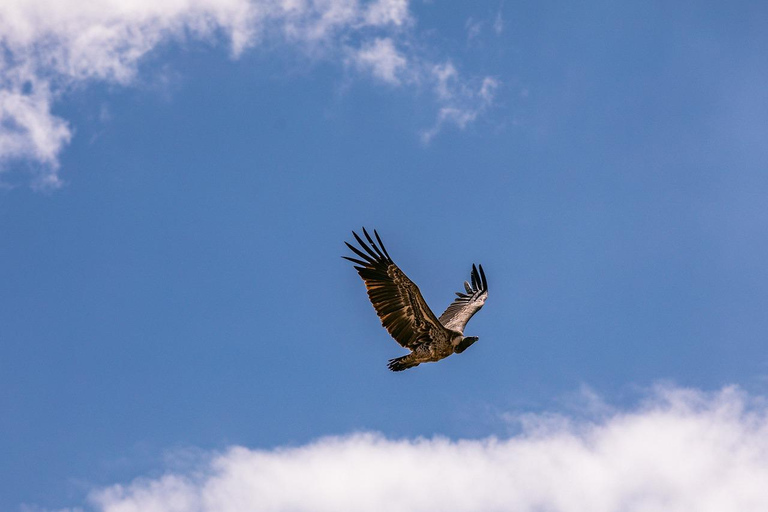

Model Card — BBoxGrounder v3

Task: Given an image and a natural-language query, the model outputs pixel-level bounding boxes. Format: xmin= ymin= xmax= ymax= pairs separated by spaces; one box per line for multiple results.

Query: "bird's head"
xmin=455 ymin=336 xmax=478 ymax=354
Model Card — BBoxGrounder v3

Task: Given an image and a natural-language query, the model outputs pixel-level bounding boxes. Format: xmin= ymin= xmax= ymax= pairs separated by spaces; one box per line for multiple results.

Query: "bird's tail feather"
xmin=388 ymin=355 xmax=419 ymax=372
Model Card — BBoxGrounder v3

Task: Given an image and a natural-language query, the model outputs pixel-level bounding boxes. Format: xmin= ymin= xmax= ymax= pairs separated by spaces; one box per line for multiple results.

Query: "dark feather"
xmin=344 ymin=229 xmax=445 ymax=349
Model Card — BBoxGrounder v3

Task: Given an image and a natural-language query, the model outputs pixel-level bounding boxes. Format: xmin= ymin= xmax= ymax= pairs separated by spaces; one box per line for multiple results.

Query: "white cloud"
xmin=0 ymin=0 xmax=262 ymax=187
xmin=0 ymin=0 xmax=496 ymax=188
xmin=465 ymin=7 xmax=504 ymax=43
xmin=493 ymin=8 xmax=504 ymax=35
xmin=465 ymin=17 xmax=483 ymax=42
xmin=0 ymin=77 xmax=70 ymax=188
xmin=351 ymin=37 xmax=407 ymax=84
xmin=364 ymin=0 xmax=410 ymax=27
xmin=421 ymin=66 xmax=498 ymax=143
xmin=479 ymin=76 xmax=498 ymax=103
xmin=54 ymin=385 xmax=768 ymax=512
xmin=432 ymin=61 xmax=458 ymax=100
xmin=21 ymin=506 xmax=83 ymax=512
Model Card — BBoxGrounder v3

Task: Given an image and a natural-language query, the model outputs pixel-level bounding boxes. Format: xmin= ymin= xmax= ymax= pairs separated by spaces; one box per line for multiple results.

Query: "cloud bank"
xmin=0 ymin=0 xmax=497 ymax=187
xmin=58 ymin=385 xmax=768 ymax=512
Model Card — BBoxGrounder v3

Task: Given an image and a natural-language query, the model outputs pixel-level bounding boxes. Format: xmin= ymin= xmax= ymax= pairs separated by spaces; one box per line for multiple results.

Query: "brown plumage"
xmin=344 ymin=228 xmax=488 ymax=371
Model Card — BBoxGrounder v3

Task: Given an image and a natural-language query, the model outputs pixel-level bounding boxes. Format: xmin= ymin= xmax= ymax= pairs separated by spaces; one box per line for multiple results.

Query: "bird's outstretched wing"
xmin=344 ymin=228 xmax=445 ymax=349
xmin=438 ymin=264 xmax=488 ymax=333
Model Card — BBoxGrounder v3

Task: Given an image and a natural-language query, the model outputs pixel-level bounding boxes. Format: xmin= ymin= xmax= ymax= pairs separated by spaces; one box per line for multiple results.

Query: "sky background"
xmin=2 ymin=1 xmax=768 ymax=510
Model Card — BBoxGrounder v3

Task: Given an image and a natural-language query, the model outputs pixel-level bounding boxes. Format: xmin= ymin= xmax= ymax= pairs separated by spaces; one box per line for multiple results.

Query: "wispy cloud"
xmin=46 ymin=384 xmax=768 ymax=512
xmin=0 ymin=0 xmax=497 ymax=188
xmin=464 ymin=4 xmax=505 ymax=43
xmin=465 ymin=17 xmax=483 ymax=43
xmin=493 ymin=8 xmax=504 ymax=35
xmin=351 ymin=37 xmax=407 ymax=85
xmin=421 ymin=65 xmax=498 ymax=144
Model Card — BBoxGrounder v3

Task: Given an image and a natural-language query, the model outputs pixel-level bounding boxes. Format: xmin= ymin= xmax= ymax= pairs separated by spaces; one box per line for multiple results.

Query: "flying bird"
xmin=344 ymin=228 xmax=488 ymax=371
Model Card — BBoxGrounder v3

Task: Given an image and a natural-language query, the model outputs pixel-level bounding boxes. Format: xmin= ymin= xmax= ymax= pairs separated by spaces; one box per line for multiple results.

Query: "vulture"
xmin=344 ymin=228 xmax=488 ymax=371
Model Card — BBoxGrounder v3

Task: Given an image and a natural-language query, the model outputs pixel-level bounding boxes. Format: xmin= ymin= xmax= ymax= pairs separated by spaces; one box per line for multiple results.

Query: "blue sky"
xmin=2 ymin=1 xmax=768 ymax=510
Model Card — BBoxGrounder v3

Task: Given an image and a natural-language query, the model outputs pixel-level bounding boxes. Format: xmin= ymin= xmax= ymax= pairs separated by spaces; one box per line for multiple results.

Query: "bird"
xmin=343 ymin=228 xmax=488 ymax=371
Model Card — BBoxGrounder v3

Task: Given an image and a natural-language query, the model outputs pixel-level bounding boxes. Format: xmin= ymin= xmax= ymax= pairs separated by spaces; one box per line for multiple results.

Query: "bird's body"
xmin=389 ymin=330 xmax=460 ymax=370
xmin=344 ymin=228 xmax=488 ymax=371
